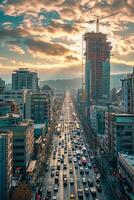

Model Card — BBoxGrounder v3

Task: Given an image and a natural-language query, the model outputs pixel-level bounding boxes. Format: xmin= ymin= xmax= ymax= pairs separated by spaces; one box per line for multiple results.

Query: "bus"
xmin=81 ymin=157 xmax=87 ymax=165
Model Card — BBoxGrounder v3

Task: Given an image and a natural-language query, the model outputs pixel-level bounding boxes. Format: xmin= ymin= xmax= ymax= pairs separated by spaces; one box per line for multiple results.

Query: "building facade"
xmin=0 ymin=77 xmax=5 ymax=95
xmin=25 ymin=92 xmax=51 ymax=125
xmin=0 ymin=90 xmax=29 ymax=117
xmin=0 ymin=112 xmax=34 ymax=178
xmin=118 ymin=153 xmax=134 ymax=192
xmin=12 ymin=68 xmax=38 ymax=91
xmin=90 ymin=105 xmax=108 ymax=135
xmin=105 ymin=113 xmax=134 ymax=157
xmin=84 ymin=32 xmax=111 ymax=108
xmin=121 ymin=68 xmax=134 ymax=114
xmin=0 ymin=130 xmax=13 ymax=200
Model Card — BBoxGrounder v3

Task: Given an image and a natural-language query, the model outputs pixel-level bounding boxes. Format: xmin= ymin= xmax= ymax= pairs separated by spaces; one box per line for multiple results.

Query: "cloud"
xmin=24 ymin=38 xmax=71 ymax=58
xmin=8 ymin=44 xmax=25 ymax=55
xmin=65 ymin=55 xmax=79 ymax=62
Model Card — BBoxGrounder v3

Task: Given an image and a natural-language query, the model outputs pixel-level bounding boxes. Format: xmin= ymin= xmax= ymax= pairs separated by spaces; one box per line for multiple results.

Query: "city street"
xmin=41 ymin=92 xmax=118 ymax=200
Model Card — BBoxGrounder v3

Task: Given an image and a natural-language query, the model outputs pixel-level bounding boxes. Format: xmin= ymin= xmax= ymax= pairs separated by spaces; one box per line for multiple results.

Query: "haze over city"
xmin=0 ymin=0 xmax=134 ymax=82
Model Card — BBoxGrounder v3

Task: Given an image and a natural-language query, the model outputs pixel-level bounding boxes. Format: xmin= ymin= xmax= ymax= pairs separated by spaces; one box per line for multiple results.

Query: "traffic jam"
xmin=37 ymin=93 xmax=105 ymax=200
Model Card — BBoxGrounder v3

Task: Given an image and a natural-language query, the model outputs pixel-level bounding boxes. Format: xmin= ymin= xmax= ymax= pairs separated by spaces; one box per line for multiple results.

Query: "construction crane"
xmin=85 ymin=11 xmax=120 ymax=33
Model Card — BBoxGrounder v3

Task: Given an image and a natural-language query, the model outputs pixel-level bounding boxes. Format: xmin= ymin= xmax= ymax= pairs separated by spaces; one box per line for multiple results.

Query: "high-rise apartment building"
xmin=121 ymin=68 xmax=134 ymax=114
xmin=0 ymin=77 xmax=5 ymax=95
xmin=0 ymin=111 xmax=34 ymax=178
xmin=0 ymin=90 xmax=29 ymax=117
xmin=25 ymin=92 xmax=51 ymax=124
xmin=0 ymin=130 xmax=13 ymax=200
xmin=12 ymin=68 xmax=38 ymax=91
xmin=84 ymin=32 xmax=111 ymax=108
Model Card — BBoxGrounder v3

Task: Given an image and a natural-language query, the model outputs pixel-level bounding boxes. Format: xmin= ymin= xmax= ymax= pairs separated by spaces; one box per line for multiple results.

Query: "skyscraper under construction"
xmin=84 ymin=32 xmax=112 ymax=109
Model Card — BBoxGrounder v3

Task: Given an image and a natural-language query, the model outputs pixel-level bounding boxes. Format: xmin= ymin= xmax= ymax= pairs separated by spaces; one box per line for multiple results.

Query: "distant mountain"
xmin=40 ymin=74 xmax=127 ymax=91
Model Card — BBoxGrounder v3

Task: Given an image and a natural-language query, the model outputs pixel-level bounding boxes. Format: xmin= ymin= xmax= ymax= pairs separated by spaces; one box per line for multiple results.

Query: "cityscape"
xmin=0 ymin=1 xmax=134 ymax=200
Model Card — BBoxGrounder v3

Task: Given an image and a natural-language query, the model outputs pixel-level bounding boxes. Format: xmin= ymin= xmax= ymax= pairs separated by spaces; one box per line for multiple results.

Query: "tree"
xmin=11 ymin=183 xmax=32 ymax=200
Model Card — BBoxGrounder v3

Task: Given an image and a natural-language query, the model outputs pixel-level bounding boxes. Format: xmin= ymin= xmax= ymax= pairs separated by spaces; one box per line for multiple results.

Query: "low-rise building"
xmin=0 ymin=130 xmax=13 ymax=200
xmin=118 ymin=153 xmax=134 ymax=192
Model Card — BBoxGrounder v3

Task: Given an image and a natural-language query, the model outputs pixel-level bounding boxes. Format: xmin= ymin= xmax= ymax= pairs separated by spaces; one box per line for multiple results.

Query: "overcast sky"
xmin=0 ymin=0 xmax=134 ymax=82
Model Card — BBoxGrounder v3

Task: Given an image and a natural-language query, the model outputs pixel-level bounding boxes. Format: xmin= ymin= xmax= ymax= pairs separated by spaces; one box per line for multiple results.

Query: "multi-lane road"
xmin=41 ymin=92 xmax=117 ymax=200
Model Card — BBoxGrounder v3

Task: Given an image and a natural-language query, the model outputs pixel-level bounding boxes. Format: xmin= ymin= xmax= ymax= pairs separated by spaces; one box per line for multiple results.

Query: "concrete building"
xmin=12 ymin=68 xmax=38 ymax=91
xmin=0 ymin=112 xmax=34 ymax=178
xmin=84 ymin=32 xmax=111 ymax=109
xmin=25 ymin=92 xmax=51 ymax=125
xmin=0 ymin=130 xmax=13 ymax=200
xmin=0 ymin=90 xmax=29 ymax=117
xmin=0 ymin=77 xmax=5 ymax=95
xmin=105 ymin=113 xmax=134 ymax=157
xmin=90 ymin=105 xmax=123 ymax=135
xmin=118 ymin=153 xmax=134 ymax=192
xmin=121 ymin=68 xmax=134 ymax=114
xmin=11 ymin=120 xmax=34 ymax=177
xmin=90 ymin=105 xmax=107 ymax=135
xmin=0 ymin=101 xmax=20 ymax=116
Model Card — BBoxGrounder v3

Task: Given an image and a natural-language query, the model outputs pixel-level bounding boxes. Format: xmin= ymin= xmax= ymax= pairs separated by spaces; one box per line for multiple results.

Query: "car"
xmin=46 ymin=189 xmax=51 ymax=198
xmin=51 ymin=171 xmax=55 ymax=177
xmin=90 ymin=187 xmax=97 ymax=195
xmin=54 ymin=185 xmax=58 ymax=192
xmin=53 ymin=155 xmax=56 ymax=159
xmin=78 ymin=189 xmax=83 ymax=198
xmin=36 ymin=194 xmax=41 ymax=200
xmin=84 ymin=188 xmax=89 ymax=195
xmin=70 ymin=178 xmax=74 ymax=184
xmin=88 ymin=179 xmax=93 ymax=186
xmin=78 ymin=161 xmax=82 ymax=166
xmin=80 ymin=167 xmax=84 ymax=174
xmin=82 ymin=177 xmax=87 ymax=184
xmin=85 ymin=168 xmax=89 ymax=174
xmin=58 ymin=157 xmax=60 ymax=162
xmin=69 ymin=167 xmax=73 ymax=173
xmin=63 ymin=178 xmax=67 ymax=186
xmin=52 ymin=196 xmax=57 ymax=200
xmin=88 ymin=163 xmax=92 ymax=168
xmin=70 ymin=194 xmax=75 ymax=199
xmin=63 ymin=164 xmax=67 ymax=169
xmin=56 ymin=170 xmax=59 ymax=176
xmin=68 ymin=157 xmax=72 ymax=163
xmin=51 ymin=166 xmax=55 ymax=171
xmin=96 ymin=184 xmax=102 ymax=191
xmin=96 ymin=175 xmax=101 ymax=182
xmin=75 ymin=163 xmax=78 ymax=169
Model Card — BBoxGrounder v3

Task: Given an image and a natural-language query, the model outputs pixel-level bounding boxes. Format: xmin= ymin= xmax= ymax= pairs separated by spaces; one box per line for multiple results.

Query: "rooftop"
xmin=120 ymin=153 xmax=134 ymax=172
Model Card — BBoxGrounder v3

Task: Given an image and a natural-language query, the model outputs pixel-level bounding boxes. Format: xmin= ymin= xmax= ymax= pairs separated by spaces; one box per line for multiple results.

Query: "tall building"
xmin=105 ymin=113 xmax=134 ymax=157
xmin=121 ymin=68 xmax=134 ymax=114
xmin=12 ymin=68 xmax=38 ymax=91
xmin=84 ymin=32 xmax=111 ymax=108
xmin=0 ymin=110 xmax=34 ymax=178
xmin=0 ymin=78 xmax=5 ymax=95
xmin=25 ymin=92 xmax=51 ymax=124
xmin=0 ymin=130 xmax=13 ymax=200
